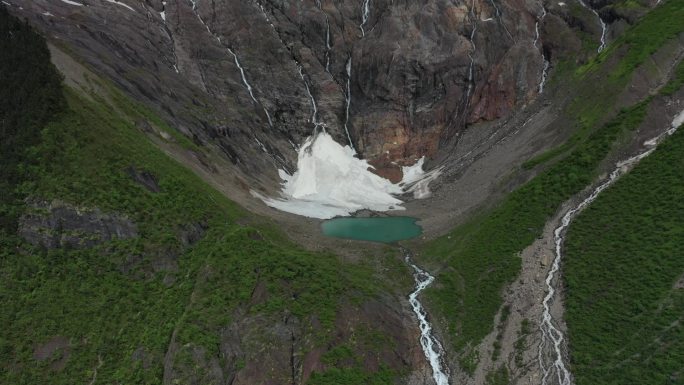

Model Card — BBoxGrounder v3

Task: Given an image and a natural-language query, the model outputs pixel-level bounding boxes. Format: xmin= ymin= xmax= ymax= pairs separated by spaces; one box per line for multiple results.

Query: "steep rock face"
xmin=7 ymin=0 xmax=576 ymax=182
xmin=19 ymin=199 xmax=138 ymax=249
xmin=161 ymin=298 xmax=425 ymax=384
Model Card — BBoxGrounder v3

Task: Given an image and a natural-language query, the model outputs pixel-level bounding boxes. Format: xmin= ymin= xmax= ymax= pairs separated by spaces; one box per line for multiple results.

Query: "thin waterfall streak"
xmin=325 ymin=16 xmax=332 ymax=72
xmin=360 ymin=0 xmax=370 ymax=36
xmin=597 ymin=16 xmax=607 ymax=52
xmin=465 ymin=4 xmax=477 ymax=103
xmin=298 ymin=66 xmax=324 ymax=132
xmin=227 ymin=48 xmax=258 ymax=104
xmin=189 ymin=1 xmax=273 ymax=127
xmin=576 ymin=0 xmax=607 ymax=52
xmin=535 ymin=5 xmax=549 ymax=93
xmin=539 ymin=59 xmax=550 ymax=94
xmin=488 ymin=0 xmax=514 ymax=41
xmin=344 ymin=56 xmax=356 ymax=151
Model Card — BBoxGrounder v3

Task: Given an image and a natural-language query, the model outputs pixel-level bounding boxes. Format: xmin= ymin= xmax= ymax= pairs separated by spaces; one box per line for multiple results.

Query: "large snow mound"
xmin=254 ymin=132 xmax=440 ymax=219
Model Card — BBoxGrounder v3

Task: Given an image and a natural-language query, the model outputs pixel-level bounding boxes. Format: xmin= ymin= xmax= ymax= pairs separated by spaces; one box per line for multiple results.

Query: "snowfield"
xmin=254 ymin=132 xmax=441 ymax=219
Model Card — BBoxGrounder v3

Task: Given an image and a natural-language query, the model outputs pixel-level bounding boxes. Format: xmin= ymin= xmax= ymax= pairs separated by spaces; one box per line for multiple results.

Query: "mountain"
xmin=1 ymin=0 xmax=683 ymax=384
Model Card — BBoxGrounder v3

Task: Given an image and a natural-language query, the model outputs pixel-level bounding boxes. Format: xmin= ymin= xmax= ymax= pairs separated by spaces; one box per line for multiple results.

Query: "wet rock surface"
xmin=19 ymin=199 xmax=138 ymax=249
xmin=5 ymin=0 xmax=624 ymax=182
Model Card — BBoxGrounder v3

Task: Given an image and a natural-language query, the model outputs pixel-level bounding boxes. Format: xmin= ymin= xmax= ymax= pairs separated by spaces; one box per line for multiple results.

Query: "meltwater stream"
xmin=576 ymin=0 xmax=607 ymax=52
xmin=539 ymin=110 xmax=684 ymax=385
xmin=403 ymin=249 xmax=450 ymax=385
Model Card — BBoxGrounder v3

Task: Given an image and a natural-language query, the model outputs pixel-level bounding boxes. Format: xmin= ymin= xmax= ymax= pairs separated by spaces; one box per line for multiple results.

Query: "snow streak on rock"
xmin=576 ymin=0 xmax=607 ymax=52
xmin=404 ymin=250 xmax=449 ymax=385
xmin=60 ymin=0 xmax=84 ymax=6
xmin=400 ymin=157 xmax=443 ymax=199
xmin=539 ymin=108 xmax=684 ymax=385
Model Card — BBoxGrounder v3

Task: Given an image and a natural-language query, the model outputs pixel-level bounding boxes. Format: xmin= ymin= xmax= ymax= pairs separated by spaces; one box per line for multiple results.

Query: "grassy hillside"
xmin=564 ymin=119 xmax=684 ymax=384
xmin=421 ymin=0 xmax=684 ymax=372
xmin=0 ymin=10 xmax=405 ymax=383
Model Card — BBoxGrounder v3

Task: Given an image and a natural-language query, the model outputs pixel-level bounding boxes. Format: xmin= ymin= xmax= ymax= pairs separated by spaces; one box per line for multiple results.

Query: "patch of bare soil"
xmin=33 ymin=336 xmax=70 ymax=371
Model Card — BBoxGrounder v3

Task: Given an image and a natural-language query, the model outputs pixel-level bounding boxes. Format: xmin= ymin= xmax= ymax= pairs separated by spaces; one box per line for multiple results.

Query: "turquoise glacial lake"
xmin=321 ymin=216 xmax=422 ymax=243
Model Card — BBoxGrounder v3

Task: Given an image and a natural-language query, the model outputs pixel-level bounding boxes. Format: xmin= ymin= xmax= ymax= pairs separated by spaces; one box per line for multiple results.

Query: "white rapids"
xmin=404 ymin=250 xmax=450 ymax=385
xmin=539 ymin=108 xmax=684 ymax=385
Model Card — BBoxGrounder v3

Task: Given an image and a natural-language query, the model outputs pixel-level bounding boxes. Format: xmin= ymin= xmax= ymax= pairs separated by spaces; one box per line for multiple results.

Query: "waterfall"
xmin=155 ymin=1 xmax=179 ymax=73
xmin=190 ymin=0 xmax=273 ymax=127
xmin=538 ymin=108 xmax=684 ymax=385
xmin=465 ymin=0 xmax=478 ymax=104
xmin=359 ymin=0 xmax=371 ymax=36
xmin=325 ymin=15 xmax=332 ymax=73
xmin=344 ymin=56 xmax=357 ymax=151
xmin=228 ymin=48 xmax=274 ymax=127
xmin=576 ymin=0 xmax=607 ymax=52
xmin=488 ymin=0 xmax=514 ymax=41
xmin=298 ymin=66 xmax=325 ymax=132
xmin=404 ymin=249 xmax=450 ymax=385
xmin=534 ymin=5 xmax=550 ymax=93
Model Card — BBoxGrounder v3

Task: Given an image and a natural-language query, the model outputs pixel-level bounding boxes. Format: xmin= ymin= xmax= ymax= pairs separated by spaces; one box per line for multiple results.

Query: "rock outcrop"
xmin=19 ymin=199 xmax=138 ymax=249
xmin=5 ymin=0 xmax=621 ymax=182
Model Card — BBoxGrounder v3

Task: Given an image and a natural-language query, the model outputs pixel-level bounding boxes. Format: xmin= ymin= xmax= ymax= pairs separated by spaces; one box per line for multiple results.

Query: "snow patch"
xmin=671 ymin=108 xmax=684 ymax=131
xmin=256 ymin=135 xmax=441 ymax=219
xmin=400 ymin=157 xmax=443 ymax=199
xmin=256 ymin=133 xmax=404 ymax=219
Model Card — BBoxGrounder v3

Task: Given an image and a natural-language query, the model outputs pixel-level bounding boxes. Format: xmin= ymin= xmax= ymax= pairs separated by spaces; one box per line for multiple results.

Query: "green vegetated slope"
xmin=526 ymin=0 xmax=684 ymax=170
xmin=0 ymin=9 xmax=403 ymax=384
xmin=564 ymin=120 xmax=684 ymax=383
xmin=421 ymin=0 xmax=684 ymax=372
xmin=0 ymin=8 xmax=66 ymax=232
